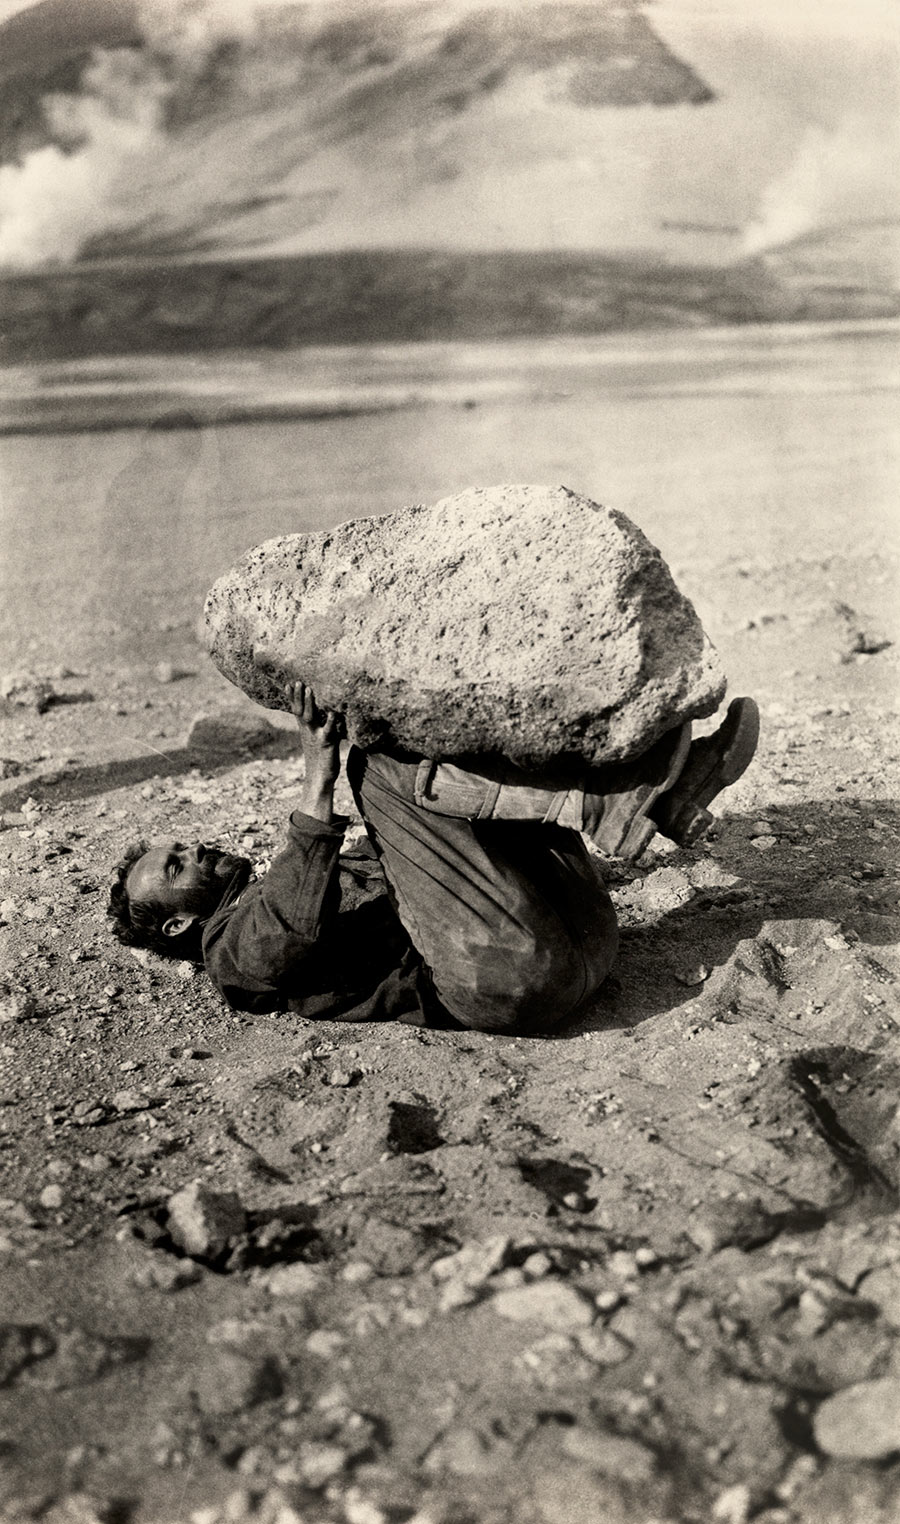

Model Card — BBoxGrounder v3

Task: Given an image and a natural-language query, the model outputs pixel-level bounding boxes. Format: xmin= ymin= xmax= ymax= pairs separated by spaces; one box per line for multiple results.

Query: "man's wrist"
xmin=299 ymin=776 xmax=336 ymax=823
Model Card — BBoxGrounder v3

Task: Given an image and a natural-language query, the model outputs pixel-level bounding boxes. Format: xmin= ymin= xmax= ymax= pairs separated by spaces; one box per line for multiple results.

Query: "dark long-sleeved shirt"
xmin=201 ymin=811 xmax=431 ymax=1023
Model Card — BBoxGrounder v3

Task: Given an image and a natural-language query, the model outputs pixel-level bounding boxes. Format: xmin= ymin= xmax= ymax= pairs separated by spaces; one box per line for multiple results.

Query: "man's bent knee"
xmin=436 ymin=932 xmax=618 ymax=1036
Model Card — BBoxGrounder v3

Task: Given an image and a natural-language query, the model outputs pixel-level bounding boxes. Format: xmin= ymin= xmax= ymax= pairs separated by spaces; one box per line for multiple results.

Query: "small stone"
xmin=675 ymin=964 xmax=710 ymax=986
xmin=79 ymin=1153 xmax=111 ymax=1174
xmin=0 ymin=992 xmax=38 ymax=1023
xmin=131 ymin=1252 xmax=203 ymax=1292
xmin=431 ymin=1235 xmax=513 ymax=1288
xmin=775 ymin=1454 xmax=820 ymax=1503
xmin=342 ymin=1261 xmax=376 ymax=1284
xmin=607 ymin=1251 xmax=638 ymax=1280
xmin=260 ymin=1262 xmax=321 ymax=1298
xmin=711 ymin=1483 xmax=752 ymax=1524
xmin=490 ymin=1267 xmax=526 ymax=1291
xmin=154 ymin=662 xmax=187 ymax=684
xmin=522 ymin=1252 xmax=554 ymax=1279
xmin=0 ymin=672 xmax=57 ymax=713
xmin=343 ymin=1493 xmax=390 ymax=1524
xmin=594 ymin=1288 xmax=623 ymax=1314
xmin=634 ymin=1245 xmax=659 ymax=1269
xmin=166 ymin=1179 xmax=246 ymax=1261
xmin=576 ymin=1327 xmax=632 ymax=1366
xmin=110 ymin=1089 xmax=147 ymax=1113
xmin=221 ymin=1489 xmax=254 ymax=1523
xmin=813 ymin=1377 xmax=900 ymax=1459
xmin=686 ymin=1196 xmax=783 ymax=1254
xmin=296 ymin=1441 xmax=348 ymax=1487
xmin=305 ymin=1329 xmax=346 ymax=1359
xmin=39 ymin=1185 xmax=64 ymax=1210
xmin=562 ymin=1191 xmax=590 ymax=1212
xmin=327 ymin=1069 xmax=355 ymax=1088
xmin=191 ymin=1349 xmax=282 ymax=1415
xmin=438 ymin=1281 xmax=479 ymax=1312
xmin=492 ymin=1280 xmax=594 ymax=1331
xmin=562 ymin=1427 xmax=655 ymax=1482
xmin=794 ymin=1288 xmax=830 ymax=1339
xmin=235 ymin=1445 xmax=268 ymax=1475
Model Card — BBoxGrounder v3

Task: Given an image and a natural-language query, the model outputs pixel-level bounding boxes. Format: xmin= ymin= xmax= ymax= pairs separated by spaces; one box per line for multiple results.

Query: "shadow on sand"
xmin=567 ymin=794 xmax=898 ymax=1038
xmin=0 ymin=737 xmax=301 ymax=813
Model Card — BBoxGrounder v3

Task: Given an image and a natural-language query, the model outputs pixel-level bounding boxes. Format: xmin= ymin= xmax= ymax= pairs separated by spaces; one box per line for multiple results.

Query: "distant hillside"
xmin=2 ymin=235 xmax=898 ymax=364
xmin=762 ymin=219 xmax=900 ymax=303
xmin=0 ymin=0 xmax=714 ymax=269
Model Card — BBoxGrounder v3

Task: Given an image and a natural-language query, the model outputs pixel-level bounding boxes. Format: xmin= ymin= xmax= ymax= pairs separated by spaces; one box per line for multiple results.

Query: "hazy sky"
xmin=657 ymin=0 xmax=897 ymax=42
xmin=1 ymin=0 xmax=897 ymax=41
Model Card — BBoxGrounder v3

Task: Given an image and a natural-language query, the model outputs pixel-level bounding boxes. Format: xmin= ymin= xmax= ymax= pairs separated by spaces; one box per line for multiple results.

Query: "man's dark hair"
xmin=107 ymin=841 xmax=200 ymax=959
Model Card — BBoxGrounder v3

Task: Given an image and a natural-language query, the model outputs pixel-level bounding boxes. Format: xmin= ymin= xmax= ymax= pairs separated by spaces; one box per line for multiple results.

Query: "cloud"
xmin=0 ymin=0 xmax=290 ymax=267
xmin=742 ymin=115 xmax=900 ymax=255
xmin=0 ymin=49 xmax=172 ymax=266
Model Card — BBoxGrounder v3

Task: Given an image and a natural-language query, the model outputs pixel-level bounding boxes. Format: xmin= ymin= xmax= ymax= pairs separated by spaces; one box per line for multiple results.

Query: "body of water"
xmin=1 ymin=320 xmax=897 ymax=667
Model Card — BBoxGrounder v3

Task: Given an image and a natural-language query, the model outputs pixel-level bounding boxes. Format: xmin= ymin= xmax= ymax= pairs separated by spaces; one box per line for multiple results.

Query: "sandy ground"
xmin=1 ymin=328 xmax=899 ymax=1524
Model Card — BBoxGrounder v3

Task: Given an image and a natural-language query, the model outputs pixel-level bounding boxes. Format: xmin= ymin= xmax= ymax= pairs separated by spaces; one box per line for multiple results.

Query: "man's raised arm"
xmin=202 ymin=679 xmax=348 ymax=1011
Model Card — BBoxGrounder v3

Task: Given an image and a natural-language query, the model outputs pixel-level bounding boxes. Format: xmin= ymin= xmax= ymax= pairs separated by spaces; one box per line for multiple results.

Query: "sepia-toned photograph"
xmin=0 ymin=2 xmax=898 ymax=1521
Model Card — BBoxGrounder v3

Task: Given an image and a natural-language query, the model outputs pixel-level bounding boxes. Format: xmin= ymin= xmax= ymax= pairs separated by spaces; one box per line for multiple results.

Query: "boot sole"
xmin=661 ymin=697 xmax=760 ymax=844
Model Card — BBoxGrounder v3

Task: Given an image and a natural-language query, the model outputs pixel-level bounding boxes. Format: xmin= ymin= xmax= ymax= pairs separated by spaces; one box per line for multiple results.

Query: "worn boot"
xmin=650 ymin=696 xmax=760 ymax=847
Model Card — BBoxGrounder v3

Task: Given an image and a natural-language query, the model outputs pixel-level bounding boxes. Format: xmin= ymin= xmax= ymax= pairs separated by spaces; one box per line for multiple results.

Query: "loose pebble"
xmin=259 ymin=1262 xmax=321 ymax=1298
xmin=814 ymin=1377 xmax=900 ymax=1459
xmin=562 ymin=1426 xmax=655 ymax=1481
xmin=492 ymin=1280 xmax=594 ymax=1331
xmin=166 ymin=1180 xmax=246 ymax=1261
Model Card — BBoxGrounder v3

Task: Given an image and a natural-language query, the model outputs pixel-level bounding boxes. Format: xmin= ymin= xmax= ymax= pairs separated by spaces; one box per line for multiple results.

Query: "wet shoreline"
xmin=1 ymin=319 xmax=897 ymax=436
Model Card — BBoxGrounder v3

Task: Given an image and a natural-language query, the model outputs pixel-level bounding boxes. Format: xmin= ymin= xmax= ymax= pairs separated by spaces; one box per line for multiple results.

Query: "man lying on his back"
xmin=107 ymin=675 xmax=758 ymax=1034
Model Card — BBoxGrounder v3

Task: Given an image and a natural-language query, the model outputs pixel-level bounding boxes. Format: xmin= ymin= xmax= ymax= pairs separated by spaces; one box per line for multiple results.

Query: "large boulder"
xmin=203 ymin=485 xmax=725 ymax=767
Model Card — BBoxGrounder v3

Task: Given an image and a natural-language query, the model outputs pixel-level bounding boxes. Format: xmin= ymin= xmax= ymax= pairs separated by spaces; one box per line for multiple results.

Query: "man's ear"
xmin=162 ymin=912 xmax=199 ymax=939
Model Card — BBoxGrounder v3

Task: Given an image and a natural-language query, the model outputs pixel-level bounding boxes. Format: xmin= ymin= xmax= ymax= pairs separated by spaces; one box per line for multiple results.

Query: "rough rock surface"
xmin=203 ymin=485 xmax=726 ymax=766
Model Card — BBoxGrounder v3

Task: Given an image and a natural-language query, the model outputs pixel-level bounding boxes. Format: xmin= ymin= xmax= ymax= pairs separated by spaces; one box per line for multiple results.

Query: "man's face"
xmin=127 ymin=842 xmax=251 ymax=924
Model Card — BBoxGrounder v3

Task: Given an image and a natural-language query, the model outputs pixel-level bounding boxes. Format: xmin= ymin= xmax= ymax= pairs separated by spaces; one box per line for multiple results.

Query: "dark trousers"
xmin=346 ymin=747 xmax=619 ymax=1034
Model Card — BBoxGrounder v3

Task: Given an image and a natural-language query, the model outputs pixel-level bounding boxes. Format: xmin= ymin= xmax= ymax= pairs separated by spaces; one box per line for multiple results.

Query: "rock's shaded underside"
xmin=203 ymin=485 xmax=726 ymax=767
